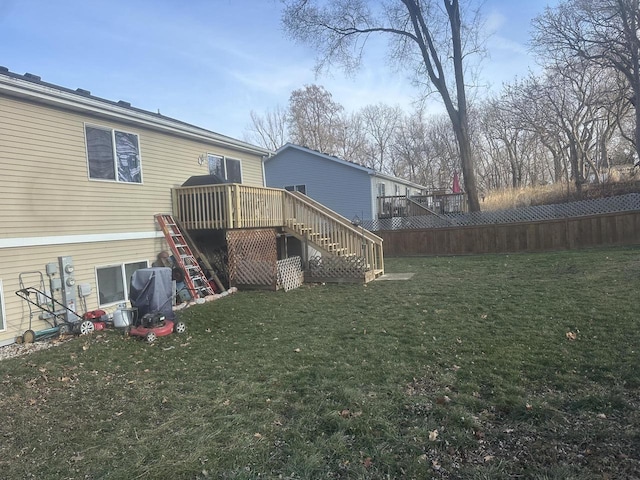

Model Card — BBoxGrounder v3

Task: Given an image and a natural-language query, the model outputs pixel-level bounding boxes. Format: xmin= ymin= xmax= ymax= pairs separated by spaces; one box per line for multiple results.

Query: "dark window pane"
xmin=208 ymin=154 xmax=224 ymax=178
xmin=96 ymin=266 xmax=124 ymax=305
xmin=86 ymin=126 xmax=115 ymax=180
xmin=225 ymin=158 xmax=242 ymax=183
xmin=115 ymin=131 xmax=142 ymax=183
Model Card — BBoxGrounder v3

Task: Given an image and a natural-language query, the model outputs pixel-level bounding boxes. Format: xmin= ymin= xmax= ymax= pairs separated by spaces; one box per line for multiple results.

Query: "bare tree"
xmin=360 ymin=103 xmax=404 ymax=174
xmin=281 ymin=0 xmax=483 ymax=211
xmin=532 ymin=0 xmax=640 ymax=162
xmin=392 ymin=108 xmax=434 ymax=186
xmin=287 ymin=84 xmax=345 ymax=154
xmin=334 ymin=110 xmax=370 ymax=165
xmin=245 ymin=106 xmax=289 ymax=151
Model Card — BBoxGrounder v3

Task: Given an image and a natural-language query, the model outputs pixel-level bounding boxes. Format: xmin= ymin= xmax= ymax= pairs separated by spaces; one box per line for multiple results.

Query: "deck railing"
xmin=173 ymin=184 xmax=285 ymax=230
xmin=377 ymin=192 xmax=468 ymax=218
xmin=172 ymin=184 xmax=384 ymax=274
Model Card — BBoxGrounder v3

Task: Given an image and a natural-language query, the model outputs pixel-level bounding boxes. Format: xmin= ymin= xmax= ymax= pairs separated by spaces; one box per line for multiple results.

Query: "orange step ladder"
xmin=155 ymin=214 xmax=216 ymax=299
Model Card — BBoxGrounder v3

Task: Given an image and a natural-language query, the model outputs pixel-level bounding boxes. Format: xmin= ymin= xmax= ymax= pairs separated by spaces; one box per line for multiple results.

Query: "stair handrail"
xmin=287 ymin=191 xmax=383 ymax=244
xmin=406 ymin=196 xmax=451 ymax=222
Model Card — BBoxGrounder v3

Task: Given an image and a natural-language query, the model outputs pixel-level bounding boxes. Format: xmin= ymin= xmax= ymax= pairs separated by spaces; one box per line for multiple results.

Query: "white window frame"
xmin=377 ymin=182 xmax=386 ymax=197
xmin=85 ymin=123 xmax=143 ymax=184
xmin=0 ymin=280 xmax=6 ymax=332
xmin=207 ymin=153 xmax=243 ymax=183
xmin=95 ymin=260 xmax=149 ymax=307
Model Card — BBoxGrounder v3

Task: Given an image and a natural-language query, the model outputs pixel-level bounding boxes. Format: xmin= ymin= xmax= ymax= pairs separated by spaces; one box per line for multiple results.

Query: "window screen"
xmin=86 ymin=125 xmax=142 ymax=183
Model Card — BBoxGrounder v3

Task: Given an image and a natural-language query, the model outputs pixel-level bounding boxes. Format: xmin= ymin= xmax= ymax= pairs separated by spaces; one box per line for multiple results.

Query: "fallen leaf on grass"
xmin=70 ymin=454 xmax=84 ymax=462
xmin=484 ymin=455 xmax=494 ymax=462
xmin=436 ymin=395 xmax=451 ymax=405
xmin=339 ymin=409 xmax=362 ymax=419
xmin=429 ymin=429 xmax=438 ymax=441
xmin=566 ymin=331 xmax=577 ymax=341
xmin=293 ymin=348 xmax=301 ymax=353
xmin=253 ymin=432 xmax=262 ymax=439
xmin=362 ymin=457 xmax=373 ymax=468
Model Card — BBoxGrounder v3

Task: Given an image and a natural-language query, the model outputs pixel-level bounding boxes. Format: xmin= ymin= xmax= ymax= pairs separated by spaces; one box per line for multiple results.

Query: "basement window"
xmin=208 ymin=154 xmax=243 ymax=183
xmin=85 ymin=124 xmax=143 ymax=183
xmin=0 ymin=280 xmax=5 ymax=332
xmin=96 ymin=260 xmax=148 ymax=306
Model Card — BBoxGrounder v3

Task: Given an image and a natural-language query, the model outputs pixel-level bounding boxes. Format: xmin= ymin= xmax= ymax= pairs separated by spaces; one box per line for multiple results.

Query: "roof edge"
xmin=0 ymin=68 xmax=271 ymax=157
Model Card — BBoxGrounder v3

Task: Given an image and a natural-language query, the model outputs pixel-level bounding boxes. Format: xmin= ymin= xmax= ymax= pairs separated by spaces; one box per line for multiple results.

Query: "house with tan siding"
xmin=0 ymin=68 xmax=271 ymax=346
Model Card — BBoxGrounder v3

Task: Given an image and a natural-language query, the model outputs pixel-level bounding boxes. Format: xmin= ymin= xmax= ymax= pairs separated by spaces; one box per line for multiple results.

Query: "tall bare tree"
xmin=360 ymin=103 xmax=404 ymax=174
xmin=532 ymin=0 xmax=640 ymax=162
xmin=245 ymin=106 xmax=289 ymax=151
xmin=281 ymin=0 xmax=483 ymax=211
xmin=287 ymin=84 xmax=345 ymax=154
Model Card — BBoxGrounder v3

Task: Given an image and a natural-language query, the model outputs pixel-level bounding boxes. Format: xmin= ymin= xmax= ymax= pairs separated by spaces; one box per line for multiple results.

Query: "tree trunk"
xmin=454 ymin=117 xmax=480 ymax=212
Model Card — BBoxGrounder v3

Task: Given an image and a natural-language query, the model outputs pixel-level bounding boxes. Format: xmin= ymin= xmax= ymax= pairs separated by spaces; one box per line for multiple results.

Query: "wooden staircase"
xmin=283 ymin=191 xmax=384 ymax=280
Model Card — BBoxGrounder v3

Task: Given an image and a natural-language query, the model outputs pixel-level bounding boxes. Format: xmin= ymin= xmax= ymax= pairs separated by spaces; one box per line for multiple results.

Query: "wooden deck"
xmin=172 ymin=184 xmax=384 ymax=281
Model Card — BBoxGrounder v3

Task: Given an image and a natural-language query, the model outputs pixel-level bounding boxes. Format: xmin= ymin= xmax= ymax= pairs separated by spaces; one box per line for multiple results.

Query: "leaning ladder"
xmin=154 ymin=214 xmax=215 ymax=298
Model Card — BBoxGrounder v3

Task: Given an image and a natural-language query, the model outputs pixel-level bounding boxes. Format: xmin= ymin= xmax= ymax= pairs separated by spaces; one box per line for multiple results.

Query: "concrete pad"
xmin=375 ymin=273 xmax=415 ymax=281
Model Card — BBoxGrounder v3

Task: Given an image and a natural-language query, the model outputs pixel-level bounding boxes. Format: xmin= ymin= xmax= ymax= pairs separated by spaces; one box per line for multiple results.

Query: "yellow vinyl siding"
xmin=0 ymin=237 xmax=168 ymax=345
xmin=0 ymin=95 xmax=266 ymax=240
xmin=0 ymin=90 xmax=267 ymax=344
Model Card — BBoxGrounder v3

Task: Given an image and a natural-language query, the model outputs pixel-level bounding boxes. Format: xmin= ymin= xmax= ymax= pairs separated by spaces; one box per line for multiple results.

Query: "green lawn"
xmin=1 ymin=247 xmax=639 ymax=479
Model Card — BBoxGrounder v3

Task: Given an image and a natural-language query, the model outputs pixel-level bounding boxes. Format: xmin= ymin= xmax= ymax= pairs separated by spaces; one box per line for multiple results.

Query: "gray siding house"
xmin=264 ymin=144 xmax=427 ymax=221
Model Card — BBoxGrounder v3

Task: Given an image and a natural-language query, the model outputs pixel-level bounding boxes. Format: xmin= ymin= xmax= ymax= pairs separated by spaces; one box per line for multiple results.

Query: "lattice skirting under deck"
xmin=306 ymin=254 xmax=367 ymax=282
xmin=227 ymin=229 xmax=278 ymax=289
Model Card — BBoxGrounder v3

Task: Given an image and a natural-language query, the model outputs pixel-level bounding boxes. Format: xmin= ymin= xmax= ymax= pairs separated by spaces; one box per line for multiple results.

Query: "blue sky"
xmin=0 ymin=0 xmax=558 ymax=140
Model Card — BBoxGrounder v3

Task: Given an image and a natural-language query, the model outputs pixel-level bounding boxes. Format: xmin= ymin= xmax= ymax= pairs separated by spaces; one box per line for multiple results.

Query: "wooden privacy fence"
xmin=376 ymin=210 xmax=640 ymax=256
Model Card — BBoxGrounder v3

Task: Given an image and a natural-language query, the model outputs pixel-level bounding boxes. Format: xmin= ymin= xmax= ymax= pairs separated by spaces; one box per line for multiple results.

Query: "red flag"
xmin=452 ymin=171 xmax=461 ymax=193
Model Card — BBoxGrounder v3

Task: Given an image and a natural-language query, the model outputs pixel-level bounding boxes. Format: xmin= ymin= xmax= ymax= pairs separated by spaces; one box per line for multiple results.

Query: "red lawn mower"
xmin=124 ymin=267 xmax=187 ymax=343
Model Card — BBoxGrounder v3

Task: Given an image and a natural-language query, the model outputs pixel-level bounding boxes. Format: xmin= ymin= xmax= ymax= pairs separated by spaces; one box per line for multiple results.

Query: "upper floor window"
xmin=377 ymin=182 xmax=386 ymax=197
xmin=85 ymin=124 xmax=142 ymax=183
xmin=208 ymin=154 xmax=242 ymax=183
